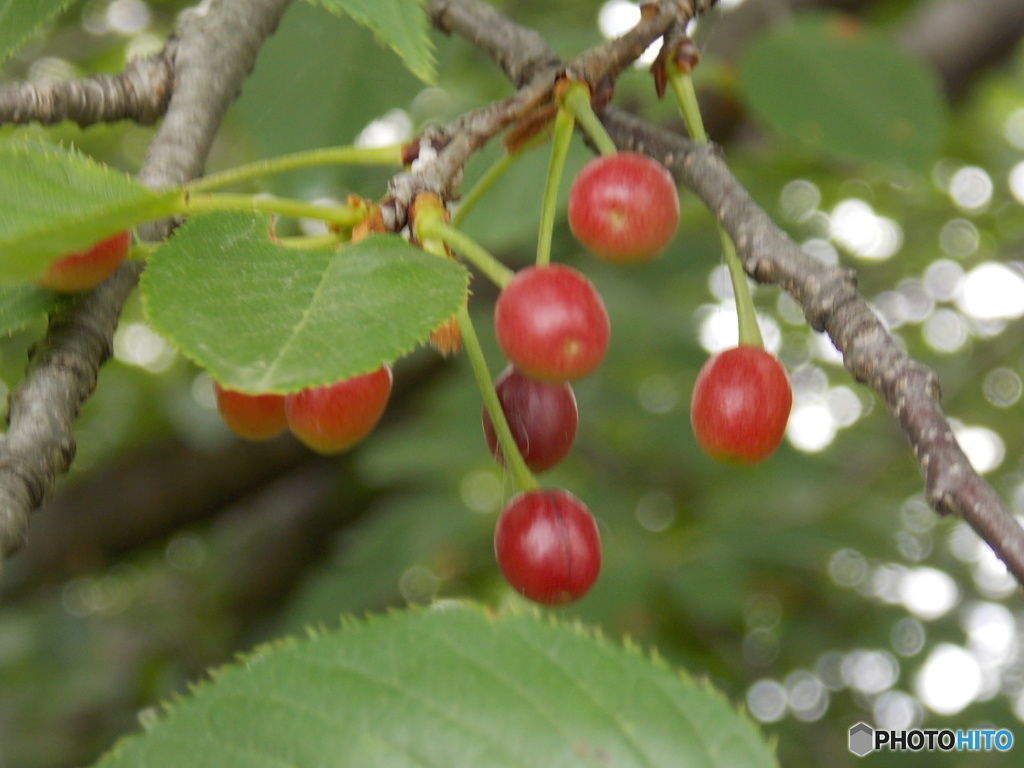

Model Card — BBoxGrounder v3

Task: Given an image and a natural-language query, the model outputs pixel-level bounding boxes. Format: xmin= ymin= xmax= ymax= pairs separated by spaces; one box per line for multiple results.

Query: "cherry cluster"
xmin=488 ymin=152 xmax=680 ymax=605
xmin=34 ymin=107 xmax=792 ymax=611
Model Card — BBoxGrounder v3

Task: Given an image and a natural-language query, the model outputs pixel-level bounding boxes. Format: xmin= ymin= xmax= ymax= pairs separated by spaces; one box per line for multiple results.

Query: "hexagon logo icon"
xmin=849 ymin=722 xmax=874 ymax=756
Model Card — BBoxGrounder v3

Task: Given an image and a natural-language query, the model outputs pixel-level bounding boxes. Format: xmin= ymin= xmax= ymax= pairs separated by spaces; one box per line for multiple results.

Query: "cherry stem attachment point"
xmin=185 ymin=144 xmax=402 ymax=193
xmin=559 ymin=81 xmax=618 ymax=157
xmin=535 ymin=106 xmax=575 ymax=268
xmin=179 ymin=193 xmax=364 ymax=228
xmin=669 ymin=64 xmax=762 ymax=348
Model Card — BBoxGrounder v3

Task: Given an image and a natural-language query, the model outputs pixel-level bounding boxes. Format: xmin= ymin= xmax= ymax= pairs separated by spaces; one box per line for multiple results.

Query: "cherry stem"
xmin=179 ymin=193 xmax=364 ymax=228
xmin=669 ymin=65 xmax=763 ymax=348
xmin=420 ymin=217 xmax=514 ymax=289
xmin=185 ymin=144 xmax=402 ymax=193
xmin=455 ymin=304 xmax=539 ymax=493
xmin=451 ymin=131 xmax=549 ymax=228
xmin=411 ymin=204 xmax=537 ymax=492
xmin=535 ymin=105 xmax=575 ymax=268
xmin=559 ymin=81 xmax=618 ymax=157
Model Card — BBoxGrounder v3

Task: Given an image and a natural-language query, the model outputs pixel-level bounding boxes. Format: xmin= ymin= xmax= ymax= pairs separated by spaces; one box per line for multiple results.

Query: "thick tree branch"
xmin=0 ymin=0 xmax=295 ymax=567
xmin=0 ymin=52 xmax=173 ymax=126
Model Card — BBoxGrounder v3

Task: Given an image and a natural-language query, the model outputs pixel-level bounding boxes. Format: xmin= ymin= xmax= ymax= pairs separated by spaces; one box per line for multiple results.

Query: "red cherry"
xmin=494 ymin=265 xmax=609 ymax=382
xmin=285 ymin=365 xmax=393 ymax=454
xmin=482 ymin=366 xmax=578 ymax=472
xmin=568 ymin=152 xmax=679 ymax=263
xmin=494 ymin=489 xmax=601 ymax=605
xmin=35 ymin=230 xmax=131 ymax=293
xmin=690 ymin=346 xmax=792 ymax=464
xmin=213 ymin=382 xmax=288 ymax=441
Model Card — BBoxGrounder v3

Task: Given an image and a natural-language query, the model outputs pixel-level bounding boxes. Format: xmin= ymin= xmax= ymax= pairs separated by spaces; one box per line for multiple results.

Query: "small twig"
xmin=0 ymin=52 xmax=174 ymax=127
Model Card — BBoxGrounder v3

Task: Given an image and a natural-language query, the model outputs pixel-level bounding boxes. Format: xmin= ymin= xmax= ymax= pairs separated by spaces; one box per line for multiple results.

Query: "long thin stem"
xmin=412 ymin=201 xmax=539 ymax=493
xmin=455 ymin=304 xmax=539 ymax=493
xmin=186 ymin=143 xmax=403 ymax=192
xmin=670 ymin=66 xmax=762 ymax=348
xmin=536 ymin=106 xmax=575 ymax=267
xmin=180 ymin=193 xmax=364 ymax=228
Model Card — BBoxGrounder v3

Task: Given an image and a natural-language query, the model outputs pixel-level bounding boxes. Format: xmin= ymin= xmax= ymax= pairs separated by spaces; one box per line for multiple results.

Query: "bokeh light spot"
xmin=915 ymin=644 xmax=982 ymax=715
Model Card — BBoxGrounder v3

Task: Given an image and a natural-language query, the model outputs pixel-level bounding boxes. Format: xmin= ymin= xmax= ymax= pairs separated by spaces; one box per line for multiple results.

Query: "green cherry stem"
xmin=186 ymin=144 xmax=402 ymax=193
xmin=419 ymin=216 xmax=514 ymax=290
xmin=669 ymin=65 xmax=763 ymax=348
xmin=411 ymin=201 xmax=538 ymax=493
xmin=535 ymin=105 xmax=575 ymax=268
xmin=179 ymin=193 xmax=364 ymax=229
xmin=451 ymin=131 xmax=549 ymax=229
xmin=559 ymin=81 xmax=618 ymax=157
xmin=456 ymin=304 xmax=540 ymax=493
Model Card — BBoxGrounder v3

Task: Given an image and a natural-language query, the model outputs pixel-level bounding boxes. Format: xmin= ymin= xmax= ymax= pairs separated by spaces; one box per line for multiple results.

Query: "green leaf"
xmin=0 ymin=142 xmax=181 ymax=280
xmin=0 ymin=282 xmax=64 ymax=336
xmin=0 ymin=0 xmax=77 ymax=64
xmin=304 ymin=0 xmax=436 ymax=84
xmin=92 ymin=607 xmax=776 ymax=768
xmin=738 ymin=13 xmax=945 ymax=172
xmin=141 ymin=212 xmax=468 ymax=392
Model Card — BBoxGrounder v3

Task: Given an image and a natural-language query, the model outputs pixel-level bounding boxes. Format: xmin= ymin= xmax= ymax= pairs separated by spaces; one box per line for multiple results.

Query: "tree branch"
xmin=0 ymin=52 xmax=173 ymax=126
xmin=0 ymin=0 xmax=295 ymax=567
xmin=604 ymin=113 xmax=1024 ymax=587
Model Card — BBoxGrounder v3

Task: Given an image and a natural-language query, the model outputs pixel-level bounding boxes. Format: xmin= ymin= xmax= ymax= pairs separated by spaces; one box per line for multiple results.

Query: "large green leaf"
xmin=305 ymin=0 xmax=436 ymax=84
xmin=0 ymin=142 xmax=181 ymax=280
xmin=92 ymin=606 xmax=776 ymax=768
xmin=0 ymin=0 xmax=77 ymax=64
xmin=738 ymin=13 xmax=945 ymax=172
xmin=0 ymin=283 xmax=64 ymax=336
xmin=141 ymin=212 xmax=468 ymax=392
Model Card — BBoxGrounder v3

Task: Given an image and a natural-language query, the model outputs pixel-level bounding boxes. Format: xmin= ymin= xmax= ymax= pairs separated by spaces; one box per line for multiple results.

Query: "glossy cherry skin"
xmin=213 ymin=382 xmax=288 ymax=441
xmin=494 ymin=489 xmax=601 ymax=605
xmin=494 ymin=265 xmax=610 ymax=382
xmin=35 ymin=230 xmax=131 ymax=293
xmin=568 ymin=152 xmax=679 ymax=264
xmin=482 ymin=366 xmax=578 ymax=472
xmin=285 ymin=365 xmax=392 ymax=454
xmin=690 ymin=346 xmax=792 ymax=464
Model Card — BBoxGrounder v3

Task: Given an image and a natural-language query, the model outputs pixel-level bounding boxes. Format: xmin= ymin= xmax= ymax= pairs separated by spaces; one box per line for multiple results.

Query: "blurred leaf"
xmin=0 ymin=0 xmax=76 ymax=64
xmin=304 ymin=0 xmax=436 ymax=84
xmin=141 ymin=212 xmax=468 ymax=392
xmin=93 ymin=607 xmax=776 ymax=768
xmin=0 ymin=142 xmax=180 ymax=280
xmin=738 ymin=13 xmax=945 ymax=172
xmin=0 ymin=283 xmax=63 ymax=336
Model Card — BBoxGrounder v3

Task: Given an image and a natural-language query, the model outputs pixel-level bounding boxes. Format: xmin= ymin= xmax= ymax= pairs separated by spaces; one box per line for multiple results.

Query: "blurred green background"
xmin=2 ymin=0 xmax=1024 ymax=766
